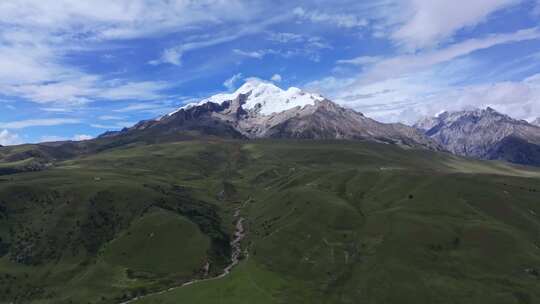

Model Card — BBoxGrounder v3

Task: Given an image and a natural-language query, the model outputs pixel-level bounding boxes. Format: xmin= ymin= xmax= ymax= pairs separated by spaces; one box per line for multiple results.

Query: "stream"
xmin=120 ymin=207 xmax=246 ymax=303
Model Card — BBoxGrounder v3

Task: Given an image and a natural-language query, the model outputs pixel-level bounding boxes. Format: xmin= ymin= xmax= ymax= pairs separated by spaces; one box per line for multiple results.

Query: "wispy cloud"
xmin=0 ymin=0 xmax=257 ymax=41
xmin=389 ymin=0 xmax=521 ymax=50
xmin=0 ymin=0 xmax=260 ymax=107
xmin=0 ymin=118 xmax=81 ymax=129
xmin=223 ymin=73 xmax=244 ymax=90
xmin=293 ymin=7 xmax=368 ymax=28
xmin=150 ymin=14 xmax=293 ymax=66
xmin=39 ymin=134 xmax=93 ymax=143
xmin=337 ymin=56 xmax=382 ymax=66
xmin=90 ymin=122 xmax=134 ymax=130
xmin=233 ymin=49 xmax=267 ymax=59
xmin=363 ymin=27 xmax=540 ymax=83
xmin=266 ymin=32 xmax=304 ymax=43
xmin=112 ymin=102 xmax=176 ymax=115
xmin=98 ymin=115 xmax=124 ymax=121
xmin=308 ymin=25 xmax=540 ymax=124
xmin=5 ymin=77 xmax=171 ymax=106
xmin=233 ymin=35 xmax=330 ymax=62
xmin=1 ymin=0 xmax=539 ymax=143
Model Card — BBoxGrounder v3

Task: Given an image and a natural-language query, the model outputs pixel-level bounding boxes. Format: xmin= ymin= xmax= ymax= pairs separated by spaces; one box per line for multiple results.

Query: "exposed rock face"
xmin=415 ymin=108 xmax=540 ymax=166
xmin=109 ymin=80 xmax=440 ymax=149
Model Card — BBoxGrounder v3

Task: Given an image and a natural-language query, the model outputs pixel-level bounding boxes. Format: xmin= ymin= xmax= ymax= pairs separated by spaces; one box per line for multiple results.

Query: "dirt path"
xmin=120 ymin=206 xmax=247 ymax=304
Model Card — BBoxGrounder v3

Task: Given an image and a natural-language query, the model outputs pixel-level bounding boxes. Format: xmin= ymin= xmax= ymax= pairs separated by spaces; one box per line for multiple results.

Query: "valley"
xmin=0 ymin=139 xmax=539 ymax=303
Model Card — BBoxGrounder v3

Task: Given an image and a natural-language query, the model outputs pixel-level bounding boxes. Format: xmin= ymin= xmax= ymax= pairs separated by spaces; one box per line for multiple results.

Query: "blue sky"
xmin=1 ymin=0 xmax=540 ymax=144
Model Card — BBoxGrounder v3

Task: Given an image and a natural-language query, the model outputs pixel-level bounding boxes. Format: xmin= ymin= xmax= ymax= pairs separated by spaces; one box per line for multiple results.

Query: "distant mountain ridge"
xmin=415 ymin=107 xmax=540 ymax=166
xmin=105 ymin=80 xmax=441 ymax=150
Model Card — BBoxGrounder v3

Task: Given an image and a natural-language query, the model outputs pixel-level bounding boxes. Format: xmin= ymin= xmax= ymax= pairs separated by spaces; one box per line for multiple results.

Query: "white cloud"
xmin=267 ymin=32 xmax=304 ymax=43
xmin=293 ymin=7 xmax=368 ymax=28
xmin=91 ymin=122 xmax=134 ymax=130
xmin=73 ymin=134 xmax=93 ymax=141
xmin=425 ymin=78 xmax=540 ymax=122
xmin=150 ymin=14 xmax=292 ymax=66
xmin=234 ymin=37 xmax=329 ymax=62
xmin=391 ymin=0 xmax=520 ymax=50
xmin=0 ymin=118 xmax=80 ymax=129
xmin=0 ymin=129 xmax=21 ymax=146
xmin=4 ymin=77 xmax=171 ymax=105
xmin=364 ymin=27 xmax=540 ymax=83
xmin=337 ymin=56 xmax=381 ymax=65
xmin=0 ymin=0 xmax=262 ymax=105
xmin=233 ymin=49 xmax=267 ymax=59
xmin=98 ymin=115 xmax=124 ymax=121
xmin=96 ymin=81 xmax=171 ymax=101
xmin=112 ymin=102 xmax=175 ymax=114
xmin=149 ymin=47 xmax=184 ymax=66
xmin=39 ymin=135 xmax=67 ymax=143
xmin=39 ymin=134 xmax=94 ymax=143
xmin=223 ymin=73 xmax=244 ymax=90
xmin=307 ymin=26 xmax=540 ymax=124
xmin=0 ymin=0 xmax=256 ymax=40
xmin=271 ymin=74 xmax=282 ymax=82
xmin=307 ymin=69 xmax=540 ymax=125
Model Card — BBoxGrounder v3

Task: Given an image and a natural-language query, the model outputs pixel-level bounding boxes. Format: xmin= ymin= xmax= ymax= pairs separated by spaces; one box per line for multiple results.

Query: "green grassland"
xmin=0 ymin=139 xmax=539 ymax=303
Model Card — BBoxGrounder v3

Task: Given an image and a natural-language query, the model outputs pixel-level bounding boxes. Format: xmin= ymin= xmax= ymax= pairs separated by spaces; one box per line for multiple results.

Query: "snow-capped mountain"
xmin=168 ymin=79 xmax=325 ymax=117
xmin=415 ymin=108 xmax=540 ymax=165
xmin=532 ymin=117 xmax=540 ymax=127
xmin=106 ymin=80 xmax=440 ymax=149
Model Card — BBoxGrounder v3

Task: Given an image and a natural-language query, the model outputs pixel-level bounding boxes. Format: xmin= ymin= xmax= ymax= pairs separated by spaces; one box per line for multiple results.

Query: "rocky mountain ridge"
xmin=107 ymin=80 xmax=441 ymax=149
xmin=415 ymin=107 xmax=540 ymax=165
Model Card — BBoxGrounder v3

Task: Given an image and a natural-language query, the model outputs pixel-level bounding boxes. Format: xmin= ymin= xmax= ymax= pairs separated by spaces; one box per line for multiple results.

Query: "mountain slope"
xmin=0 ymin=80 xmax=439 ymax=176
xmin=1 ymin=139 xmax=540 ymax=304
xmin=109 ymin=80 xmax=440 ymax=150
xmin=415 ymin=108 xmax=540 ymax=166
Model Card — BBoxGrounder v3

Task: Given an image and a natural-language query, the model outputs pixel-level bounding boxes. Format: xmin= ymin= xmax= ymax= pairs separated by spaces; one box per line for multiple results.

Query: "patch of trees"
xmin=156 ymin=193 xmax=232 ymax=270
xmin=0 ymin=237 xmax=9 ymax=256
xmin=80 ymin=191 xmax=124 ymax=254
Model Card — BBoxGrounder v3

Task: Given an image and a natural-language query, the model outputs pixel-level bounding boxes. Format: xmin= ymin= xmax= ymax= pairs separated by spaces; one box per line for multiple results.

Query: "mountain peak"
xmin=113 ymin=80 xmax=439 ymax=150
xmin=456 ymin=107 xmax=502 ymax=117
xmin=415 ymin=106 xmax=540 ymax=164
xmin=235 ymin=78 xmax=281 ymax=94
xmin=168 ymin=80 xmax=325 ymax=117
xmin=532 ymin=117 xmax=540 ymax=127
xmin=416 ymin=107 xmax=512 ymax=130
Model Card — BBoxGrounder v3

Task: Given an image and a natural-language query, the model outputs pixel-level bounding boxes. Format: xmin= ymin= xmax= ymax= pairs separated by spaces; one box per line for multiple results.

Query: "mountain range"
xmin=415 ymin=107 xmax=540 ymax=166
xmin=1 ymin=80 xmax=539 ymax=169
xmin=103 ymin=80 xmax=441 ymax=150
xmin=1 ymin=81 xmax=540 ymax=304
xmin=103 ymin=79 xmax=540 ymax=167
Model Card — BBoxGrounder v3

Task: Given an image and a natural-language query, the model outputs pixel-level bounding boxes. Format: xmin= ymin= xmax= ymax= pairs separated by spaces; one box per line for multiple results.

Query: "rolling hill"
xmin=0 ymin=138 xmax=539 ymax=303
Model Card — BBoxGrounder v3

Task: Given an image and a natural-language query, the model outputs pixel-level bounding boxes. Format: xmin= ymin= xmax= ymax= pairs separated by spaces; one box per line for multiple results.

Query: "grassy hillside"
xmin=0 ymin=139 xmax=539 ymax=303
